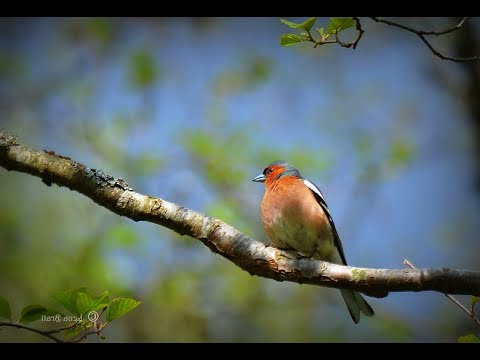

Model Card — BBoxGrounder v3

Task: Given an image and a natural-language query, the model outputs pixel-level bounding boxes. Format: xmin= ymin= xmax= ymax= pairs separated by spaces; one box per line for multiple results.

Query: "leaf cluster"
xmin=0 ymin=288 xmax=140 ymax=342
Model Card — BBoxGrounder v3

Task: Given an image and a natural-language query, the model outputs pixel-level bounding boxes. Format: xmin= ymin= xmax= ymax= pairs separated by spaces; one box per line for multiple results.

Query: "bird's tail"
xmin=340 ymin=289 xmax=374 ymax=324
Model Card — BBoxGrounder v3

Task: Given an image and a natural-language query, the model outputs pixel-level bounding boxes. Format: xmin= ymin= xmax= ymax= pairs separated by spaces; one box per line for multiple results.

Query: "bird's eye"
xmin=263 ymin=167 xmax=272 ymax=175
xmin=263 ymin=167 xmax=275 ymax=175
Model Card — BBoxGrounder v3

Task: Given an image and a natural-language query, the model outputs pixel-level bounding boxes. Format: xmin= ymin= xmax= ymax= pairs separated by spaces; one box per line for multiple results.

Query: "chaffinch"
xmin=253 ymin=160 xmax=374 ymax=324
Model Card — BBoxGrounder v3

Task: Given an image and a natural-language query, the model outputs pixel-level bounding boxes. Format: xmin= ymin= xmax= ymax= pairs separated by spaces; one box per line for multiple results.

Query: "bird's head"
xmin=252 ymin=160 xmax=301 ymax=186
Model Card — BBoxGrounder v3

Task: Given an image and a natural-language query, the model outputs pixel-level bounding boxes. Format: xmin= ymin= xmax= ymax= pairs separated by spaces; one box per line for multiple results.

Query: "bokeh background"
xmin=1 ymin=17 xmax=479 ymax=342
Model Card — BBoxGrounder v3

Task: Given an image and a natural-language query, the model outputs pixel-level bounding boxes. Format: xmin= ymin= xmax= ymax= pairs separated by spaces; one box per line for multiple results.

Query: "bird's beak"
xmin=252 ymin=174 xmax=266 ymax=183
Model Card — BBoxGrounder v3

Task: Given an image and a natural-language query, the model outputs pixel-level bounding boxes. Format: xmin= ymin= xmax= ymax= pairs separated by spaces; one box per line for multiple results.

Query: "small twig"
xmin=72 ymin=323 xmax=106 ymax=343
xmin=43 ymin=321 xmax=79 ymax=335
xmin=302 ymin=28 xmax=336 ymax=49
xmin=334 ymin=33 xmax=349 ymax=48
xmin=312 ymin=39 xmax=338 ymax=48
xmin=73 ymin=329 xmax=96 ymax=343
xmin=71 ymin=309 xmax=108 ymax=343
xmin=304 ymin=18 xmax=365 ymax=49
xmin=0 ymin=321 xmax=65 ymax=343
xmin=443 ymin=294 xmax=480 ymax=326
xmin=370 ymin=17 xmax=480 ymax=63
xmin=352 ymin=17 xmax=364 ymax=49
xmin=403 ymin=259 xmax=480 ymax=327
xmin=0 ymin=316 xmax=108 ymax=343
xmin=416 ymin=17 xmax=469 ymax=36
xmin=321 ymin=17 xmax=365 ymax=50
xmin=403 ymin=259 xmax=415 ymax=270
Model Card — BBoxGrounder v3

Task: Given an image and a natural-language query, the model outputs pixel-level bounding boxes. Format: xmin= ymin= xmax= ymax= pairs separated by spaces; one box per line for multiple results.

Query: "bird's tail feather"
xmin=340 ymin=289 xmax=374 ymax=324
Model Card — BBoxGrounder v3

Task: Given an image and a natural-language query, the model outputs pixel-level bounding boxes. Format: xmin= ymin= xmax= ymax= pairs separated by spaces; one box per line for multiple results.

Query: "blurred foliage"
xmin=385 ymin=138 xmax=416 ymax=176
xmin=105 ymin=224 xmax=139 ymax=249
xmin=0 ymin=17 xmax=479 ymax=343
xmin=213 ymin=56 xmax=272 ymax=96
xmin=128 ymin=50 xmax=158 ymax=89
xmin=65 ymin=17 xmax=116 ymax=51
xmin=0 ymin=54 xmax=25 ymax=78
xmin=458 ymin=334 xmax=480 ymax=343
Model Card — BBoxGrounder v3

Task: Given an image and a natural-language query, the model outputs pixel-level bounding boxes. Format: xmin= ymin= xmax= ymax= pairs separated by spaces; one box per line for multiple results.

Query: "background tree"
xmin=0 ymin=17 xmax=479 ymax=342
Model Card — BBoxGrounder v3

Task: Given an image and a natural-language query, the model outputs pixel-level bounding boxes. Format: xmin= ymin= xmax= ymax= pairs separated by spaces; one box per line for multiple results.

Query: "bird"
xmin=253 ymin=160 xmax=374 ymax=324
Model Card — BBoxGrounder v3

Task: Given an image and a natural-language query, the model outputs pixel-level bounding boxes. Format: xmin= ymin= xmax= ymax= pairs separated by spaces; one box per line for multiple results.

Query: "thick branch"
xmin=1 ymin=129 xmax=479 ymax=298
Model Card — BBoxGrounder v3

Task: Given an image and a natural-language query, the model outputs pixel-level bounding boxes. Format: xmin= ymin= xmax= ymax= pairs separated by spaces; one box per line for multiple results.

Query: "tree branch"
xmin=415 ymin=17 xmax=469 ymax=36
xmin=0 ymin=321 xmax=65 ymax=343
xmin=0 ymin=319 xmax=107 ymax=343
xmin=1 ymin=129 xmax=479 ymax=298
xmin=351 ymin=17 xmax=364 ymax=49
xmin=369 ymin=17 xmax=480 ymax=63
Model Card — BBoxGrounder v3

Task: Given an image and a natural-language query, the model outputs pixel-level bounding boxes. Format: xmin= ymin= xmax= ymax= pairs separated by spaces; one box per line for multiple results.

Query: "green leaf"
xmin=297 ymin=17 xmax=317 ymax=31
xmin=75 ymin=292 xmax=95 ymax=315
xmin=55 ymin=289 xmax=109 ymax=317
xmin=281 ymin=18 xmax=317 ymax=32
xmin=280 ymin=19 xmax=301 ymax=29
xmin=471 ymin=296 xmax=480 ymax=309
xmin=316 ymin=27 xmax=325 ymax=36
xmin=280 ymin=34 xmax=305 ymax=46
xmin=89 ymin=291 xmax=110 ymax=313
xmin=106 ymin=298 xmax=140 ymax=322
xmin=458 ymin=334 xmax=480 ymax=343
xmin=328 ymin=17 xmax=355 ymax=34
xmin=52 ymin=287 xmax=87 ymax=315
xmin=19 ymin=305 xmax=58 ymax=324
xmin=0 ymin=296 xmax=11 ymax=319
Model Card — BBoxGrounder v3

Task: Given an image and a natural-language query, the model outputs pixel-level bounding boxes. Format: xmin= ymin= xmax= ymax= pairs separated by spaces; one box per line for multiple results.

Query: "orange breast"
xmin=261 ymin=177 xmax=335 ymax=261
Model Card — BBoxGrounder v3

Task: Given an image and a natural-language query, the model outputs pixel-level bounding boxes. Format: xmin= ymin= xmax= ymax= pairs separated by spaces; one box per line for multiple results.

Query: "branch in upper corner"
xmin=331 ymin=18 xmax=364 ymax=49
xmin=280 ymin=17 xmax=365 ymax=50
xmin=416 ymin=17 xmax=469 ymax=36
xmin=369 ymin=17 xmax=480 ymax=63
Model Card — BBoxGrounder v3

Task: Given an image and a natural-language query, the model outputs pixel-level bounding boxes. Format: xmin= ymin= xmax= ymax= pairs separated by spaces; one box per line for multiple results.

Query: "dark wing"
xmin=303 ymin=179 xmax=348 ymax=265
